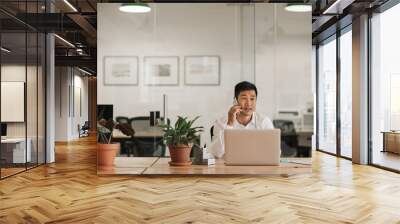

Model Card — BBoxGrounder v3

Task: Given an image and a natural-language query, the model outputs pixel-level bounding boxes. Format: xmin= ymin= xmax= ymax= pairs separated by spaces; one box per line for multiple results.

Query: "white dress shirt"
xmin=208 ymin=112 xmax=274 ymax=158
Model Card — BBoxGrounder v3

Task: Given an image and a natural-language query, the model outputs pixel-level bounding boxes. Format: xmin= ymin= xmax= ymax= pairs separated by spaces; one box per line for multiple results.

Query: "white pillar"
xmin=352 ymin=14 xmax=369 ymax=164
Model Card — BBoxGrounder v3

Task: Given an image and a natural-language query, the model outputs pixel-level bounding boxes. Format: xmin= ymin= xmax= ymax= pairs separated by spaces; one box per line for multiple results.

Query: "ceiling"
xmin=0 ymin=0 xmax=393 ymax=75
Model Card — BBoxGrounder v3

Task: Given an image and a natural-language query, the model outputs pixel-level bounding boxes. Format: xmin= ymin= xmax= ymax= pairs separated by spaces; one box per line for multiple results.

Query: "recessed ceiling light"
xmin=63 ymin=0 xmax=78 ymax=12
xmin=54 ymin=34 xmax=75 ymax=48
xmin=78 ymin=67 xmax=93 ymax=76
xmin=1 ymin=47 xmax=11 ymax=53
xmin=285 ymin=4 xmax=312 ymax=13
xmin=119 ymin=3 xmax=151 ymax=13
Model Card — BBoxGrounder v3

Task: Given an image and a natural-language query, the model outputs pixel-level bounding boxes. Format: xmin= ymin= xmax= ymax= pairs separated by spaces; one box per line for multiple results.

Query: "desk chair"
xmin=129 ymin=117 xmax=165 ymax=157
xmin=273 ymin=119 xmax=298 ymax=157
xmin=116 ymin=116 xmax=129 ymax=124
xmin=210 ymin=126 xmax=214 ymax=141
xmin=78 ymin=121 xmax=90 ymax=138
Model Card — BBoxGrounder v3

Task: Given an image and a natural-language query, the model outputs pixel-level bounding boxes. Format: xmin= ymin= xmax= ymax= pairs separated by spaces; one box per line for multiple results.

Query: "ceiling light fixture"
xmin=285 ymin=4 xmax=312 ymax=12
xmin=54 ymin=34 xmax=75 ymax=48
xmin=1 ymin=47 xmax=11 ymax=53
xmin=322 ymin=0 xmax=348 ymax=14
xmin=63 ymin=0 xmax=78 ymax=12
xmin=119 ymin=3 xmax=151 ymax=13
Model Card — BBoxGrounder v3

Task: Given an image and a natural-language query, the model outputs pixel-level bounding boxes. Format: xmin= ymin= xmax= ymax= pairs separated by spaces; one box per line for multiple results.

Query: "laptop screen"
xmin=1 ymin=123 xmax=7 ymax=137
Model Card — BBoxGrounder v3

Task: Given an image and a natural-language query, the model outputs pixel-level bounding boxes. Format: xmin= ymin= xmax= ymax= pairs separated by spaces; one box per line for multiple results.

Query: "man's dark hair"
xmin=234 ymin=81 xmax=258 ymax=99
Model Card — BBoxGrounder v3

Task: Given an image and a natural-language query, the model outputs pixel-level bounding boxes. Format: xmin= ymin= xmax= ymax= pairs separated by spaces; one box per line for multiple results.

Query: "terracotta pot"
xmin=168 ymin=144 xmax=192 ymax=166
xmin=97 ymin=143 xmax=119 ymax=171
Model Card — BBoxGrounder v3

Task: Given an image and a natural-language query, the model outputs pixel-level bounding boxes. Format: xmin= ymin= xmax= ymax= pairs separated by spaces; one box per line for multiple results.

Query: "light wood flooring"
xmin=0 ymin=136 xmax=400 ymax=223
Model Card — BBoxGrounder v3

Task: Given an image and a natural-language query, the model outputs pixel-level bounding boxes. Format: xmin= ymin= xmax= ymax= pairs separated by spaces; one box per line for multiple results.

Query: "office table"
xmin=112 ymin=128 xmax=164 ymax=138
xmin=98 ymin=157 xmax=312 ymax=176
xmin=382 ymin=131 xmax=400 ymax=154
xmin=112 ymin=129 xmax=165 ymax=157
xmin=1 ymin=138 xmax=32 ymax=164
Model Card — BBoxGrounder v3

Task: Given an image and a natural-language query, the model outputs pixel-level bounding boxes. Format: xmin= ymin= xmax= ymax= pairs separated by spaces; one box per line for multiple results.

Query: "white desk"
xmin=1 ymin=138 xmax=31 ymax=163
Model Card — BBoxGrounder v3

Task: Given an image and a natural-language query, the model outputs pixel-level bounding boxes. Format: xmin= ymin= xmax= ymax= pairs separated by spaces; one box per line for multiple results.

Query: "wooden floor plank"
xmin=0 ymin=135 xmax=400 ymax=223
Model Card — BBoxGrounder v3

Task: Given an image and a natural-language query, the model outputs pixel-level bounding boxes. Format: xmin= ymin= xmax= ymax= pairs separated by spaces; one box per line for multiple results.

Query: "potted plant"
xmin=160 ymin=116 xmax=203 ymax=166
xmin=97 ymin=119 xmax=120 ymax=171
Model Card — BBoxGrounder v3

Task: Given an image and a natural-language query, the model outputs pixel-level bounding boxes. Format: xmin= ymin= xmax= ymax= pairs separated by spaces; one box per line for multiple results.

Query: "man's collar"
xmin=235 ymin=112 xmax=256 ymax=126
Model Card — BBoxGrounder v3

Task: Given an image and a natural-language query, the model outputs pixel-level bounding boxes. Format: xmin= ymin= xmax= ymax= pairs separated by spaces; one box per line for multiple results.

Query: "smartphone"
xmin=233 ymin=98 xmax=243 ymax=115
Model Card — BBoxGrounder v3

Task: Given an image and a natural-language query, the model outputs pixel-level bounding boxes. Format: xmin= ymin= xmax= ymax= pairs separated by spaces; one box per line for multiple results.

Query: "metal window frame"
xmin=0 ymin=0 xmax=47 ymax=180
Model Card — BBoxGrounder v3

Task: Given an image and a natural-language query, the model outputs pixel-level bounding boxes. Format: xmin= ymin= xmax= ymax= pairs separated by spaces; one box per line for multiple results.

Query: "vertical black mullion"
xmin=316 ymin=45 xmax=320 ymax=151
xmin=367 ymin=11 xmax=373 ymax=165
xmin=44 ymin=32 xmax=47 ymax=164
xmin=0 ymin=28 xmax=2 ymax=179
xmin=25 ymin=0 xmax=28 ymax=171
xmin=336 ymin=30 xmax=341 ymax=157
xmin=43 ymin=0 xmax=47 ymax=164
xmin=36 ymin=0 xmax=39 ymax=167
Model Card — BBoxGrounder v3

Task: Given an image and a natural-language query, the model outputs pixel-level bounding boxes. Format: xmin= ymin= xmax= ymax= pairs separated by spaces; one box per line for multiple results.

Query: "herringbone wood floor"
xmin=1 ymin=136 xmax=400 ymax=224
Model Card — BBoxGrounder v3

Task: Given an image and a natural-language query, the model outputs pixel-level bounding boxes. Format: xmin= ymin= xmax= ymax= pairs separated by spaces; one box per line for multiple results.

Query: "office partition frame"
xmin=316 ymin=0 xmax=400 ymax=173
xmin=367 ymin=0 xmax=400 ymax=173
xmin=0 ymin=1 xmax=48 ymax=180
xmin=315 ymin=25 xmax=352 ymax=161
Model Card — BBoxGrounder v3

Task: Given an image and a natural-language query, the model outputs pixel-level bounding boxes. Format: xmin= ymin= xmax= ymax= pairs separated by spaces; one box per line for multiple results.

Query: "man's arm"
xmin=208 ymin=119 xmax=229 ymax=158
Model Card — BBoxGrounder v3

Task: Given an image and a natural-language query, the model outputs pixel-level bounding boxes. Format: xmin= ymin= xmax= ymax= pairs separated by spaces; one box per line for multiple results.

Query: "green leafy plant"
xmin=159 ymin=116 xmax=203 ymax=146
xmin=97 ymin=119 xmax=135 ymax=144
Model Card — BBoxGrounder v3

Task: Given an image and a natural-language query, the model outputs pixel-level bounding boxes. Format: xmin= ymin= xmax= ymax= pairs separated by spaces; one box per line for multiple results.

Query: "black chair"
xmin=273 ymin=119 xmax=298 ymax=157
xmin=129 ymin=116 xmax=166 ymax=157
xmin=78 ymin=121 xmax=90 ymax=138
xmin=116 ymin=116 xmax=129 ymax=124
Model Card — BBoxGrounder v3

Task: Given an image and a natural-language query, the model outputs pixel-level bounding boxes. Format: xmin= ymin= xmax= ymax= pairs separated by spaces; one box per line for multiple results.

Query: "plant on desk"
xmin=97 ymin=119 xmax=135 ymax=171
xmin=160 ymin=116 xmax=203 ymax=166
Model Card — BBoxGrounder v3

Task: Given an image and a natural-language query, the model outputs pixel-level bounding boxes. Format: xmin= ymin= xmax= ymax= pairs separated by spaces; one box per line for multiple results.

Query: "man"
xmin=209 ymin=81 xmax=274 ymax=158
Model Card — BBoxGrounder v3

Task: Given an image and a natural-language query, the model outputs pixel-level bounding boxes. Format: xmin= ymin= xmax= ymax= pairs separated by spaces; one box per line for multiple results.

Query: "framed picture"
xmin=103 ymin=56 xmax=139 ymax=85
xmin=184 ymin=56 xmax=220 ymax=86
xmin=144 ymin=56 xmax=179 ymax=86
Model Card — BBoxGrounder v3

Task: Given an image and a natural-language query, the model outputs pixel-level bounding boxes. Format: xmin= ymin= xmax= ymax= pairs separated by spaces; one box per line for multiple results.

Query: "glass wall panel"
xmin=339 ymin=29 xmax=352 ymax=158
xmin=38 ymin=32 xmax=46 ymax=165
xmin=371 ymin=4 xmax=400 ymax=171
xmin=1 ymin=30 xmax=28 ymax=177
xmin=27 ymin=30 xmax=38 ymax=169
xmin=317 ymin=37 xmax=337 ymax=154
xmin=97 ymin=3 xmax=312 ymax=171
xmin=0 ymin=1 xmax=46 ymax=179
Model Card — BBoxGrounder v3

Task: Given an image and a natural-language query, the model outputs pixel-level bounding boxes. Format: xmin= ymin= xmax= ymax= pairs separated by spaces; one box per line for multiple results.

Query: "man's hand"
xmin=227 ymin=105 xmax=242 ymax=126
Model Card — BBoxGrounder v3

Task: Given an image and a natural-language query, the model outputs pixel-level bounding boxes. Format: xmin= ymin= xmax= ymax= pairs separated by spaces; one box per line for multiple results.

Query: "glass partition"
xmin=339 ymin=28 xmax=352 ymax=158
xmin=1 ymin=31 xmax=28 ymax=177
xmin=0 ymin=1 xmax=46 ymax=179
xmin=97 ymin=3 xmax=312 ymax=165
xmin=317 ymin=36 xmax=337 ymax=155
xmin=371 ymin=4 xmax=400 ymax=171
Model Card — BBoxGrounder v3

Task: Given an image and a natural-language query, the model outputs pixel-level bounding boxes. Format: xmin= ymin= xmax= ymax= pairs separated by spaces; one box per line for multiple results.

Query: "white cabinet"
xmin=1 ymin=138 xmax=32 ymax=163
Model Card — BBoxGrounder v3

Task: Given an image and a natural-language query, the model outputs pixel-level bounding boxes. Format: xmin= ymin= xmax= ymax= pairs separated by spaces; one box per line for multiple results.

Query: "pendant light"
xmin=119 ymin=3 xmax=151 ymax=13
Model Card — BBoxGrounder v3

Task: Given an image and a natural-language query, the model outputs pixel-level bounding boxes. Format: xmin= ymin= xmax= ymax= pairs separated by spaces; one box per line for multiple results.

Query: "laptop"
xmin=224 ymin=129 xmax=281 ymax=166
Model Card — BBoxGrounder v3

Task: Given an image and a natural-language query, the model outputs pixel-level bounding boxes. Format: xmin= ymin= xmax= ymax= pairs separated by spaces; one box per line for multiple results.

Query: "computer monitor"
xmin=1 ymin=123 xmax=7 ymax=137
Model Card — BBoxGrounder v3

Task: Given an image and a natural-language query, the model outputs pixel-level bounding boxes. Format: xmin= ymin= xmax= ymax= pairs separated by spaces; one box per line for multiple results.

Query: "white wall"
xmin=55 ymin=67 xmax=89 ymax=141
xmin=97 ymin=3 xmax=312 ymax=145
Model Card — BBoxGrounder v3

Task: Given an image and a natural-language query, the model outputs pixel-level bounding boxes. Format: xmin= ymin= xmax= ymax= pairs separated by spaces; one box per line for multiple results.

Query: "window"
xmin=317 ymin=37 xmax=337 ymax=154
xmin=339 ymin=28 xmax=352 ymax=158
xmin=371 ymin=3 xmax=400 ymax=171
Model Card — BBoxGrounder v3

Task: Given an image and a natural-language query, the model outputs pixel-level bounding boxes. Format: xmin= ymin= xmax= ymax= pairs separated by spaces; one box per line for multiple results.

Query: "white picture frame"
xmin=104 ymin=56 xmax=138 ymax=85
xmin=184 ymin=56 xmax=220 ymax=86
xmin=144 ymin=56 xmax=179 ymax=86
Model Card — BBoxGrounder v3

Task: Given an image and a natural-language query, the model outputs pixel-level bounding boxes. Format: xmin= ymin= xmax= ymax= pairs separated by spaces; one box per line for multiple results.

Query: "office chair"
xmin=116 ymin=116 xmax=129 ymax=124
xmin=78 ymin=121 xmax=90 ymax=138
xmin=129 ymin=116 xmax=166 ymax=157
xmin=273 ymin=119 xmax=298 ymax=157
